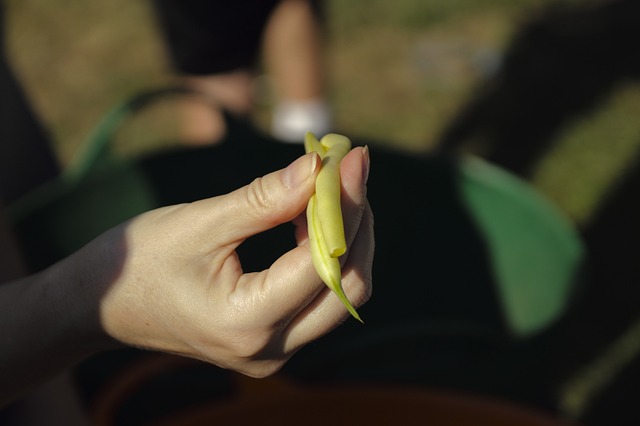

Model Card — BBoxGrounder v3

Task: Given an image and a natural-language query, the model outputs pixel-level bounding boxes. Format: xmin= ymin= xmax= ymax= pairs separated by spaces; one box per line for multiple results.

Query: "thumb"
xmin=203 ymin=152 xmax=320 ymax=245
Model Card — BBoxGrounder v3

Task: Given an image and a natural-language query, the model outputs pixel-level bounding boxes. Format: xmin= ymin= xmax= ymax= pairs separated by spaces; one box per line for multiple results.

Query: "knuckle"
xmin=365 ymin=203 xmax=375 ymax=228
xmin=362 ymin=277 xmax=373 ymax=304
xmin=357 ymin=277 xmax=373 ymax=306
xmin=228 ymin=330 xmax=272 ymax=359
xmin=245 ymin=177 xmax=273 ymax=215
xmin=348 ymin=274 xmax=373 ymax=308
xmin=244 ymin=362 xmax=284 ymax=379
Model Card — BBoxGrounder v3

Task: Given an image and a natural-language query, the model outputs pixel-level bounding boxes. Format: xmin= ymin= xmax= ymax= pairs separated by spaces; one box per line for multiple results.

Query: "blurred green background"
xmin=5 ymin=0 xmax=640 ymax=226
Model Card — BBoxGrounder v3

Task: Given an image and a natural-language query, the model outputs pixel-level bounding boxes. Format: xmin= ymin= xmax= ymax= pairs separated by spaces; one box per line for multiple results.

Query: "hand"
xmin=62 ymin=148 xmax=373 ymax=377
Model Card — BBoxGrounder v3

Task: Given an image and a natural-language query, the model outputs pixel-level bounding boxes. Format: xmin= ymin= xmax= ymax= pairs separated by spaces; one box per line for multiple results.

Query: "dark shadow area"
xmin=435 ymin=0 xmax=640 ymax=424
xmin=437 ymin=0 xmax=640 ymax=178
xmin=557 ymin=151 xmax=640 ymax=425
xmin=493 ymin=151 xmax=640 ymax=425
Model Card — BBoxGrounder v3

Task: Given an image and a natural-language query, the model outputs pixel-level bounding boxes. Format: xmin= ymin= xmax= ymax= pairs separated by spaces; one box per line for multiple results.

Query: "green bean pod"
xmin=304 ymin=132 xmax=362 ymax=322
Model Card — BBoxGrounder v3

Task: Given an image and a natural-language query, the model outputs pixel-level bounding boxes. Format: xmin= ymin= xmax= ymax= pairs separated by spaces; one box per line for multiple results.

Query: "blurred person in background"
xmin=152 ymin=0 xmax=333 ymax=144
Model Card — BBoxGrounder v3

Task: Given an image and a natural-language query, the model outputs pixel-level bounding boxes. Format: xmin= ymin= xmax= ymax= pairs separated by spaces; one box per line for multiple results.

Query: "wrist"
xmin=42 ymin=250 xmax=122 ymax=357
xmin=0 ymin=259 xmax=117 ymax=405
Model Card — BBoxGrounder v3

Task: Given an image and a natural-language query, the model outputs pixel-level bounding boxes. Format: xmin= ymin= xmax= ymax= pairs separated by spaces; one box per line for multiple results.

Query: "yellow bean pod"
xmin=305 ymin=132 xmax=362 ymax=323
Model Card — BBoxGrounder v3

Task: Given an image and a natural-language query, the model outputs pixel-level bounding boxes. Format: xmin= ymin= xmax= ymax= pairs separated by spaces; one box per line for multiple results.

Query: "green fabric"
xmin=8 ymin=158 xmax=157 ymax=272
xmin=458 ymin=156 xmax=584 ymax=336
xmin=4 ymin=90 xmax=180 ymax=271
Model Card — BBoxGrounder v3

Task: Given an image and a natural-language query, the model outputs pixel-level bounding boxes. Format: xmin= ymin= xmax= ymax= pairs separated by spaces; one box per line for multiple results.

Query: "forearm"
xmin=0 ymin=150 xmax=372 ymax=403
xmin=0 ymin=260 xmax=112 ymax=407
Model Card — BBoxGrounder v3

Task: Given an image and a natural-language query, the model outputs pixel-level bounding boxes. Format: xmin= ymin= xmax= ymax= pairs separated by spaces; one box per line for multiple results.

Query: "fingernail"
xmin=283 ymin=152 xmax=319 ymax=189
xmin=362 ymin=145 xmax=371 ymax=184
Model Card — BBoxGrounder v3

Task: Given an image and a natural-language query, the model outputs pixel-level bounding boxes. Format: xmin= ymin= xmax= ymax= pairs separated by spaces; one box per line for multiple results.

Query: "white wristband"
xmin=271 ymin=99 xmax=333 ymax=143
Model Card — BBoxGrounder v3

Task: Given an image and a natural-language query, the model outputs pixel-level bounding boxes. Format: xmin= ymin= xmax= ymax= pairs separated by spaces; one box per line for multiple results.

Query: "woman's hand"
xmin=65 ymin=148 xmax=373 ymax=378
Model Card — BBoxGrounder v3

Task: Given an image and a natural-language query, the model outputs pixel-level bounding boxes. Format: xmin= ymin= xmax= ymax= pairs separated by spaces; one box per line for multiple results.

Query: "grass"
xmin=532 ymin=83 xmax=640 ymax=225
xmin=5 ymin=0 xmax=170 ymax=163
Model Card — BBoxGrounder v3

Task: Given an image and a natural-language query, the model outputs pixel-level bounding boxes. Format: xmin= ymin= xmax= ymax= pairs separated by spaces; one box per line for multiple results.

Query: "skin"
xmin=0 ymin=148 xmax=373 ymax=407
